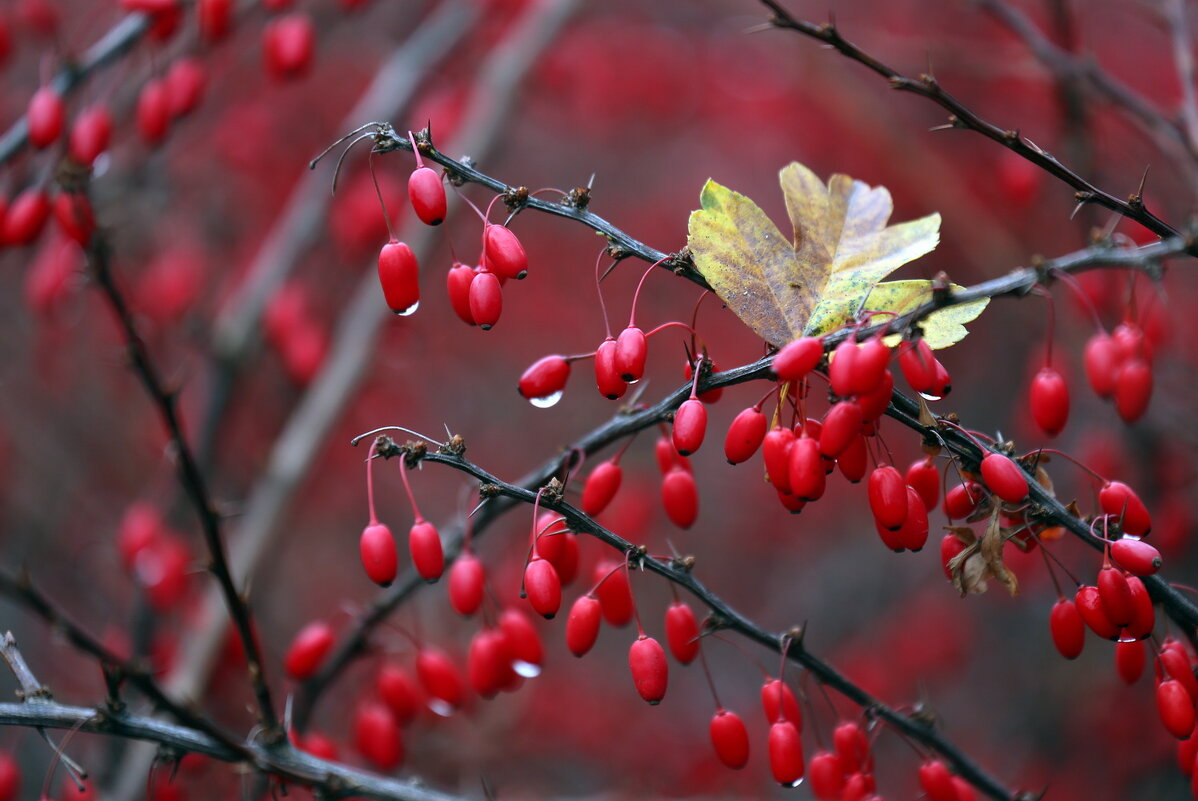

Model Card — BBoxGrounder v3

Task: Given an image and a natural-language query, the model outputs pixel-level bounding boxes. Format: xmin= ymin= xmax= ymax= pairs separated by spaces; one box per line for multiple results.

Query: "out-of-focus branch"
xmin=0 ymin=573 xmax=247 ymax=756
xmin=0 ymin=13 xmax=152 ymax=166
xmin=85 ymin=234 xmax=282 ymax=740
xmin=165 ymin=0 xmax=581 ymax=744
xmin=199 ymin=0 xmax=478 ymax=462
xmin=0 ymin=697 xmax=470 ymax=801
xmin=756 ymin=0 xmax=1186 ymax=244
xmin=1165 ymin=0 xmax=1198 ymax=155
xmin=979 ymin=0 xmax=1198 ymax=176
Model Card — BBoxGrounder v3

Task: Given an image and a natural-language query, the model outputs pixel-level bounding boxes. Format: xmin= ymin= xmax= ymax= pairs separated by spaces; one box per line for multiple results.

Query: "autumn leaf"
xmin=687 ymin=161 xmax=986 ymax=348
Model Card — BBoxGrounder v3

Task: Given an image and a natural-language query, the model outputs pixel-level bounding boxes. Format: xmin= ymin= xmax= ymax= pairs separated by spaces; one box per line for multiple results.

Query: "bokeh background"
xmin=0 ymin=0 xmax=1195 ymax=799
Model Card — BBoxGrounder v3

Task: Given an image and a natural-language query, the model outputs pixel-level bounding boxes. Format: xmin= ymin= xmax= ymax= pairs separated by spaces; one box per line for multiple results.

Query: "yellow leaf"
xmin=863 ymin=280 xmax=990 ymax=350
xmin=688 ymin=162 xmax=944 ymax=347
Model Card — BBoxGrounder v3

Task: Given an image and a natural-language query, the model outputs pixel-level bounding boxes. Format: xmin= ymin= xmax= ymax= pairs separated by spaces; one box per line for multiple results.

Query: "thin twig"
xmin=757 ymin=0 xmax=1185 ymax=244
xmin=84 ymin=235 xmax=282 ymax=741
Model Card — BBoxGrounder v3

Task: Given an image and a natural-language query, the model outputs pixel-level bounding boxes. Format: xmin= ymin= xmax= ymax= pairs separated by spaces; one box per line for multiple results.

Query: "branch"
xmin=756 ymin=0 xmax=1185 ymax=244
xmin=0 ymin=573 xmax=248 ymax=757
xmin=84 ymin=234 xmax=282 ymax=740
xmin=0 ymin=699 xmax=469 ymax=801
xmin=978 ymin=0 xmax=1198 ymax=173
xmin=0 ymin=13 xmax=153 ymax=166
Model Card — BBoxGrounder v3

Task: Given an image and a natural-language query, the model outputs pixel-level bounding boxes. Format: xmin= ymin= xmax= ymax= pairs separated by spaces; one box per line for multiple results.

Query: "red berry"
xmin=952 ymin=776 xmax=977 ymax=801
xmin=581 ymin=459 xmax=622 ymax=516
xmin=898 ymin=338 xmax=937 ymax=393
xmin=468 ymin=626 xmax=515 ymax=698
xmin=0 ymin=751 xmax=19 ymax=801
xmin=1116 ymin=639 xmax=1145 ymax=684
xmin=1158 ymin=678 xmax=1196 ymax=739
xmin=940 ymin=533 xmax=966 ymax=580
xmin=52 ymin=191 xmax=95 ymax=245
xmin=709 ymin=709 xmax=750 ymax=769
xmin=684 ymin=357 xmax=723 ymax=403
xmin=263 ymin=12 xmax=315 ymax=80
xmin=906 ymin=457 xmax=939 ymax=511
xmin=359 ymin=522 xmax=397 ymax=587
xmin=980 ymin=453 xmax=1027 ymax=503
xmin=819 ymin=400 xmax=863 ymax=458
xmin=376 ymin=662 xmax=420 ymax=724
xmin=763 ymin=427 xmax=795 ymax=493
xmin=829 ymin=339 xmax=860 ymax=397
xmin=415 ymin=647 xmax=464 ymax=714
xmin=944 ymin=481 xmax=984 ymax=520
xmin=808 ymin=750 xmax=844 ymax=800
xmin=518 ymin=354 xmax=569 ymax=406
xmin=768 ymin=720 xmax=804 ymax=786
xmin=198 ymin=0 xmax=233 ymax=41
xmin=408 ymin=166 xmax=446 ymax=225
xmin=524 ymin=557 xmax=561 ymax=619
xmin=27 ymin=85 xmax=63 ymax=149
xmin=918 ymin=760 xmax=958 ymax=801
xmin=165 ymin=58 xmax=206 ymax=118
xmin=1179 ymin=726 xmax=1198 ymax=774
xmin=775 ymin=488 xmax=806 ymax=514
xmin=837 ymin=433 xmax=868 ymax=483
xmin=566 ymin=595 xmax=602 ymax=657
xmin=672 ymin=398 xmax=707 ymax=456
xmin=896 ymin=485 xmax=929 ymax=551
xmin=856 ymin=368 xmax=894 ymax=422
xmin=1159 ymin=641 xmax=1198 ymax=701
xmin=1110 ymin=537 xmax=1161 ymax=577
xmin=499 ymin=608 xmax=544 ymax=675
xmin=664 ymin=601 xmax=699 ymax=664
xmin=284 ymin=621 xmax=334 ymax=679
xmin=867 ymin=465 xmax=908 ymax=531
xmin=1049 ymin=598 xmax=1084 ymax=659
xmin=1100 ymin=481 xmax=1152 ymax=537
xmin=614 ymin=325 xmax=647 ymax=382
xmin=1030 ymin=366 xmax=1069 ymax=437
xmin=136 ymin=78 xmax=170 ymax=145
xmin=661 ymin=465 xmax=698 ymax=528
xmin=1097 ymin=566 xmax=1134 ymax=627
xmin=447 ymin=551 xmax=485 ymax=616
xmin=1083 ymin=331 xmax=1120 ymax=398
xmin=409 ymin=519 xmax=444 ymax=581
xmin=724 ymin=406 xmax=768 ymax=464
xmin=353 ymin=700 xmax=403 ymax=770
xmin=927 ymin=357 xmax=953 ymax=399
xmin=376 ymin=240 xmax=419 ymax=315
xmin=628 ymin=635 xmax=668 ymax=704
xmin=1114 ymin=358 xmax=1152 ymax=422
xmin=545 ymin=528 xmax=579 ymax=586
xmin=832 ymin=721 xmax=871 ymax=774
xmin=1113 ymin=321 xmax=1150 ymax=362
xmin=468 ymin=269 xmax=502 ymax=330
xmin=3 ymin=187 xmax=50 ymax=245
xmin=594 ymin=560 xmax=634 ymax=626
xmin=594 ymin=337 xmax=627 ymax=400
xmin=788 ymin=436 xmax=826 ymax=501
xmin=482 ymin=224 xmax=527 ymax=279
xmin=761 ymin=678 xmax=801 ymax=726
xmin=772 ymin=336 xmax=823 ymax=380
xmin=849 ymin=337 xmax=890 ymax=396
xmin=68 ymin=105 xmax=112 ymax=166
xmin=1075 ymin=585 xmax=1118 ymax=640
xmin=1125 ymin=575 xmax=1156 ymax=639
xmin=446 ymin=262 xmax=476 ymax=325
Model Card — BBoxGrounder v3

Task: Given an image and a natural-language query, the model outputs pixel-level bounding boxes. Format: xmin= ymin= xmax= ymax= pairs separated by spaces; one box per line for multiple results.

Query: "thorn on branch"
xmin=437 ymin=434 xmax=466 ymax=457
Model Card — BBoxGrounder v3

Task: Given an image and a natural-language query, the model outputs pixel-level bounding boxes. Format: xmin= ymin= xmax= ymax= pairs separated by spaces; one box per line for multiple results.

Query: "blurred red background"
xmin=0 ymin=0 xmax=1195 ymax=799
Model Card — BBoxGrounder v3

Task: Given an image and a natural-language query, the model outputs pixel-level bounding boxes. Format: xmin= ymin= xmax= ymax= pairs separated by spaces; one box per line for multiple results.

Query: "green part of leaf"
xmin=865 ymin=280 xmax=990 ymax=349
xmin=687 ymin=162 xmax=942 ymax=348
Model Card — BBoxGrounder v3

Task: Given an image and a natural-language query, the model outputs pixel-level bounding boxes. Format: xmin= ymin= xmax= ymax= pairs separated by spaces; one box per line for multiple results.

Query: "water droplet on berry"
xmin=786 ymin=778 xmax=804 ymax=788
xmin=512 ymin=659 xmax=541 ymax=678
xmin=529 ymin=390 xmax=563 ymax=409
xmin=397 ymin=299 xmax=419 ymax=317
xmin=918 ymin=390 xmax=943 ymax=402
xmin=427 ymin=698 xmax=455 ymax=717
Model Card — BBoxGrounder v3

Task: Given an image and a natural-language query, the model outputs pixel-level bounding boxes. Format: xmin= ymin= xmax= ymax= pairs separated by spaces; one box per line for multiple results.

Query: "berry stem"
xmin=365 ymin=439 xmax=380 ymax=526
xmin=368 ymin=150 xmax=396 ymax=242
xmin=1023 ymin=447 xmax=1106 ymax=482
xmin=626 ymin=257 xmax=670 ymax=327
xmin=594 ymin=249 xmax=614 ymax=339
xmin=697 ymin=643 xmax=724 ymax=711
xmin=397 ymin=459 xmax=424 ymax=522
xmin=406 ymin=130 xmax=425 ymax=169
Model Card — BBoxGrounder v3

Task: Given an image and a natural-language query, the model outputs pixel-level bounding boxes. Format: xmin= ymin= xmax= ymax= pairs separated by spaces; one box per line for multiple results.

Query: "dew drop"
xmin=786 ymin=777 xmax=804 ymax=788
xmin=626 ymin=378 xmax=640 ymax=385
xmin=397 ymin=300 xmax=420 ymax=317
xmin=918 ymin=391 xmax=943 ymax=402
xmin=512 ymin=660 xmax=541 ymax=678
xmin=427 ymin=698 xmax=455 ymax=717
xmin=94 ymin=152 xmax=112 ymax=178
xmin=529 ymin=390 xmax=563 ymax=409
xmin=1117 ymin=632 xmax=1141 ymax=643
